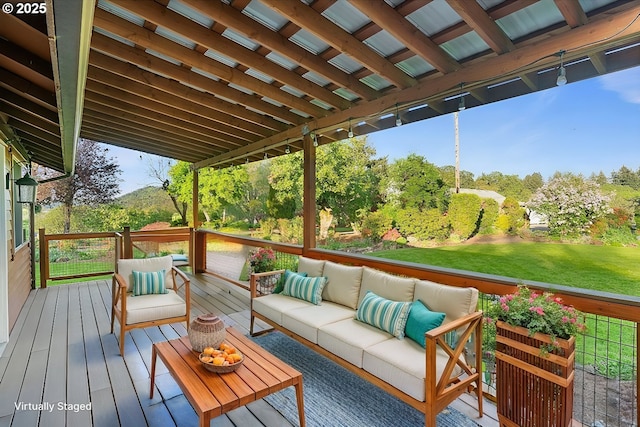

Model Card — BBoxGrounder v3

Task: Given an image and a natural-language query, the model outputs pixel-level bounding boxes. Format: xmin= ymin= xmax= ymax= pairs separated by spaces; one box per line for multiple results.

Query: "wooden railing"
xmin=38 ymin=227 xmax=193 ymax=287
xmin=195 ymin=228 xmax=639 ymax=426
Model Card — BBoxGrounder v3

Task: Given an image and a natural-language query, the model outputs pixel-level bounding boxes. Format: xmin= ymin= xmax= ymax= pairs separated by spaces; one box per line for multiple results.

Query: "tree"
xmin=611 ymin=166 xmax=640 ymax=189
xmin=37 ymin=139 xmax=121 ymax=233
xmin=386 ymin=154 xmax=448 ymax=212
xmin=146 ymin=156 xmax=188 ymax=225
xmin=448 ymin=193 xmax=482 ymax=239
xmin=523 ymin=172 xmax=543 ymax=194
xmin=438 ymin=165 xmax=475 ymax=189
xmin=528 ymin=173 xmax=612 ymax=236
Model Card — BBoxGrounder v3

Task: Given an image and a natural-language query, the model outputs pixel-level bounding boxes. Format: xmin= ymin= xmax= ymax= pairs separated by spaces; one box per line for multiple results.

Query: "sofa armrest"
xmin=250 ymin=269 xmax=285 ymax=298
xmin=425 ymin=311 xmax=483 ymax=411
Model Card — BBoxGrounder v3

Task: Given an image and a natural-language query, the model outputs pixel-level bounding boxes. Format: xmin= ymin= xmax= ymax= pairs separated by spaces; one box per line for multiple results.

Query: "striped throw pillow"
xmin=282 ymin=274 xmax=326 ymax=305
xmin=132 ymin=270 xmax=168 ymax=296
xmin=356 ymin=291 xmax=412 ymax=338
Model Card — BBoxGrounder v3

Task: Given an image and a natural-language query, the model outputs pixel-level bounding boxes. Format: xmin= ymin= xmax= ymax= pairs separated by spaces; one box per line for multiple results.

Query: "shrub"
xmin=277 ymin=217 xmax=303 ymax=244
xmin=360 ymin=210 xmax=394 ymax=241
xmin=478 ymin=198 xmax=499 ymax=235
xmin=259 ymin=217 xmax=277 ymax=238
xmin=447 ymin=193 xmax=481 ymax=239
xmin=396 ymin=208 xmax=450 ymax=241
xmin=499 ymin=197 xmax=526 ymax=235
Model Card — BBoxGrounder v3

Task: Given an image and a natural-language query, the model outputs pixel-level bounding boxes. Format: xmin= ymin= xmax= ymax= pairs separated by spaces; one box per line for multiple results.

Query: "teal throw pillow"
xmin=132 ymin=270 xmax=168 ymax=296
xmin=274 ymin=270 xmax=307 ymax=294
xmin=405 ymin=300 xmax=446 ymax=348
xmin=355 ymin=291 xmax=412 ymax=339
xmin=282 ymin=274 xmax=326 ymax=305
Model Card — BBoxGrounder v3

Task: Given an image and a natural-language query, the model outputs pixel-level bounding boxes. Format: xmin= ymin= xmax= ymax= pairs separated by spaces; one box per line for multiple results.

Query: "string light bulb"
xmin=556 ymin=50 xmax=567 ymax=86
xmin=313 ymin=132 xmax=318 ymax=147
xmin=395 ymin=104 xmax=402 ymax=127
xmin=347 ymin=119 xmax=354 ymax=138
xmin=458 ymin=83 xmax=466 ymax=111
xmin=263 ymin=151 xmax=268 ymax=160
xmin=285 ymin=144 xmax=291 ymax=154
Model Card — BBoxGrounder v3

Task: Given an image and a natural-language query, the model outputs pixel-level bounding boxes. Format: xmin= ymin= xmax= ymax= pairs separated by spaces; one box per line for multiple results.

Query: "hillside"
xmin=117 ymin=186 xmax=177 ymax=213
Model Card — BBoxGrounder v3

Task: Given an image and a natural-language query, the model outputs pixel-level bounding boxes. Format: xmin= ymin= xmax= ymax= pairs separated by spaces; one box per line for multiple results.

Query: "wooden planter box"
xmin=495 ymin=321 xmax=575 ymax=427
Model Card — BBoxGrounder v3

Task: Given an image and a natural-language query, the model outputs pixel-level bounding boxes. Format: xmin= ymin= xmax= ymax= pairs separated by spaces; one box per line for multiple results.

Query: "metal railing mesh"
xmin=45 ymin=237 xmax=116 ymax=283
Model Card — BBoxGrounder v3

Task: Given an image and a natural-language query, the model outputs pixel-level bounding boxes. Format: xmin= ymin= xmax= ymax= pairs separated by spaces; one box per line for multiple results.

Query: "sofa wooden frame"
xmin=249 ymin=269 xmax=484 ymax=426
xmin=111 ymin=266 xmax=191 ymax=355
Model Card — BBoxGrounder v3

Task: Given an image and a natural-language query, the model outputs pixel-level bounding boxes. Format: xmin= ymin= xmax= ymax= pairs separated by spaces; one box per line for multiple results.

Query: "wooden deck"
xmin=0 ymin=272 xmax=498 ymax=427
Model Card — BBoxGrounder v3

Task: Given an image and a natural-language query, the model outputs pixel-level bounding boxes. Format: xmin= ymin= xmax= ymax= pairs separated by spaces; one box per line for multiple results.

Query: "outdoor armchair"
xmin=111 ymin=255 xmax=190 ymax=355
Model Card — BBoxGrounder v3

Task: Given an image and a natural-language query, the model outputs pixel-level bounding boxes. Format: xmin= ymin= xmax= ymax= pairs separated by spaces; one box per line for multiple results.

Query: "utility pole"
xmin=454 ymin=111 xmax=460 ymax=193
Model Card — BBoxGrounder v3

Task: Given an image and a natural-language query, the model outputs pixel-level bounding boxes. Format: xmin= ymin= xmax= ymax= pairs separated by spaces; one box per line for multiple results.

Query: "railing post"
xmin=38 ymin=228 xmax=48 ymax=288
xmin=194 ymin=230 xmax=206 ymax=273
xmin=114 ymin=232 xmax=122 ymax=271
xmin=123 ymin=226 xmax=132 ymax=259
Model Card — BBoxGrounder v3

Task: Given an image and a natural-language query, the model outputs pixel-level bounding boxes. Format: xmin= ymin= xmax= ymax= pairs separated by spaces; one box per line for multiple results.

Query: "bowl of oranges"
xmin=199 ymin=343 xmax=243 ymax=373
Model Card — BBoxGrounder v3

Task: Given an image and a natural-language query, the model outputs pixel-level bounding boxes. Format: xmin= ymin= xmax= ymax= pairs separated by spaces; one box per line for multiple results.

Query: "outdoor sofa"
xmin=249 ymin=256 xmax=483 ymax=426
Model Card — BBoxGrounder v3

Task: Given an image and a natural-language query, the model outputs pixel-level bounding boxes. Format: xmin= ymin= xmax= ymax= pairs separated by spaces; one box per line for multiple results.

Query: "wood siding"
xmin=8 ymin=243 xmax=31 ymax=332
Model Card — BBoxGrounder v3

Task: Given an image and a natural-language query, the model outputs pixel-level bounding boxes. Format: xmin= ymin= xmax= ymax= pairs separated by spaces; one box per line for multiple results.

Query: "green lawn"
xmin=372 ymin=242 xmax=640 ymax=379
xmin=372 ymin=242 xmax=640 ymax=296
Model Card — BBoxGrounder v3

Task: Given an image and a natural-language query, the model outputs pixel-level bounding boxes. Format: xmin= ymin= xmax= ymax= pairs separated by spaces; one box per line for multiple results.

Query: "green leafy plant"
xmin=487 ymin=285 xmax=586 ymax=354
xmin=248 ymin=247 xmax=276 ymax=273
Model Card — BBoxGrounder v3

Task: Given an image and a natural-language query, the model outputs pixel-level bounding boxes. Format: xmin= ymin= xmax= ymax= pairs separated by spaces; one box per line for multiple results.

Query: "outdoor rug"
xmin=252 ymin=331 xmax=481 ymax=427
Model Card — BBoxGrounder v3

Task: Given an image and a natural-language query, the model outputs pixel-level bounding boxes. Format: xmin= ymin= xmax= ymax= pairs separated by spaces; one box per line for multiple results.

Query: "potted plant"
xmin=248 ymin=247 xmax=278 ymax=293
xmin=487 ymin=285 xmax=585 ymax=427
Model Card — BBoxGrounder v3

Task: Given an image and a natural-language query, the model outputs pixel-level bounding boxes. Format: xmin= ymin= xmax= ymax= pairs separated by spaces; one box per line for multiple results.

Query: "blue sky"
xmin=107 ymin=66 xmax=640 ymax=195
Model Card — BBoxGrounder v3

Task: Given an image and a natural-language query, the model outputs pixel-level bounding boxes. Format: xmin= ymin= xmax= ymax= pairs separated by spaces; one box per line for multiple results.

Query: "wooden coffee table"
xmin=150 ymin=327 xmax=305 ymax=427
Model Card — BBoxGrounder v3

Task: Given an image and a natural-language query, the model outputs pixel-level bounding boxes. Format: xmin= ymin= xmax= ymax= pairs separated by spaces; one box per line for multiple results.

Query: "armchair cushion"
xmin=117 ymin=256 xmax=174 ymax=292
xmin=121 ymin=290 xmax=186 ymax=325
xmin=132 ymin=270 xmax=168 ymax=296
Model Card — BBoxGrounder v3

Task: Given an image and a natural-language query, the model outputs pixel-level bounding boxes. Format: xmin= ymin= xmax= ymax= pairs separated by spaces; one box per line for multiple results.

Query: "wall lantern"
xmin=15 ymin=172 xmax=39 ymax=204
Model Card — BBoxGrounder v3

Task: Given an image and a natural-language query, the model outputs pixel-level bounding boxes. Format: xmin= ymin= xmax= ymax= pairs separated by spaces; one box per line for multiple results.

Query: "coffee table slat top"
xmin=151 ymin=327 xmax=304 ymax=426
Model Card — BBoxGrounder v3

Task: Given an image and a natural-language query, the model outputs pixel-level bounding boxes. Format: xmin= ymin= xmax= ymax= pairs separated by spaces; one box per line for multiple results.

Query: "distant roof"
xmin=454 ymin=188 xmax=506 ymax=205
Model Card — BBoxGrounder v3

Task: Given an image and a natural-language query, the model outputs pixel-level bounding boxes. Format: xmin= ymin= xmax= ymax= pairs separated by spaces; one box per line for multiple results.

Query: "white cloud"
xmin=599 ymin=67 xmax=640 ymax=104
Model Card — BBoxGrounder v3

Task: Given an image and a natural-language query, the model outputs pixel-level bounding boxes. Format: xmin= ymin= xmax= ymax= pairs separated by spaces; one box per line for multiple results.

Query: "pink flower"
xmin=562 ymin=316 xmax=569 ymax=323
xmin=529 ymin=306 xmax=544 ymax=316
xmin=501 ymin=303 xmax=510 ymax=312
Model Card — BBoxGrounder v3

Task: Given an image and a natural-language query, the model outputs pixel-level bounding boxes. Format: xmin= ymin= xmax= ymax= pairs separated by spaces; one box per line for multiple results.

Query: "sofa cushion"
xmin=282 ymin=302 xmax=355 ymax=343
xmin=356 ymin=291 xmax=412 ymax=338
xmin=414 ymin=280 xmax=478 ymax=324
xmin=297 ymin=256 xmax=325 ymax=277
xmin=321 ymin=261 xmax=363 ymax=309
xmin=405 ymin=300 xmax=446 ymax=348
xmin=318 ymin=318 xmax=391 ymax=368
xmin=122 ymin=289 xmax=185 ymax=325
xmin=274 ymin=269 xmax=306 ymax=294
xmin=252 ymin=294 xmax=313 ymax=326
xmin=358 ymin=267 xmax=415 ymax=307
xmin=363 ymin=337 xmax=463 ymax=402
xmin=282 ymin=275 xmax=327 ymax=305
xmin=132 ymin=270 xmax=168 ymax=296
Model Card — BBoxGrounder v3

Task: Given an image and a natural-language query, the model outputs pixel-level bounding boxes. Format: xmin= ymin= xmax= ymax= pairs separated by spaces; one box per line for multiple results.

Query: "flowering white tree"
xmin=527 ymin=173 xmax=612 ymax=236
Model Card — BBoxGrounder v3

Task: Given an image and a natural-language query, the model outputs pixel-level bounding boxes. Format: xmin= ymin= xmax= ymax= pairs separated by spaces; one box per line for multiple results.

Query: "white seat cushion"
xmin=363 ymin=337 xmax=462 ymax=402
xmin=317 ymin=318 xmax=391 ymax=368
xmin=252 ymin=294 xmax=313 ymax=326
xmin=282 ymin=302 xmax=355 ymax=343
xmin=123 ymin=290 xmax=186 ymax=325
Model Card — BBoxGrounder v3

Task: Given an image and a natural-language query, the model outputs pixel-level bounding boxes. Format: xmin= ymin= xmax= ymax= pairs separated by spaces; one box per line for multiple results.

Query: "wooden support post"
xmin=193 ymin=230 xmax=206 ymax=273
xmin=302 ymin=131 xmax=316 ymax=253
xmin=192 ymin=166 xmax=200 ymax=228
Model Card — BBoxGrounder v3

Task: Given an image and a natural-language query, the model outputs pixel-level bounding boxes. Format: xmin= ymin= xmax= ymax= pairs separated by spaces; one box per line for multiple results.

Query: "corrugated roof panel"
xmin=222 ymin=28 xmax=260 ymax=51
xmin=579 ymin=0 xmax=618 ymax=13
xmin=245 ymin=68 xmax=275 ymax=84
xmin=204 ymin=50 xmax=238 ymax=67
xmin=242 ymin=0 xmax=288 ymax=31
xmin=303 ymin=71 xmax=331 ymax=87
xmin=496 ymin=0 xmax=564 ymax=40
xmin=364 ymin=30 xmax=405 ymax=57
xmin=261 ymin=97 xmax=284 ymax=107
xmin=265 ymin=52 xmax=298 ymax=71
xmin=290 ymin=29 xmax=331 ymax=55
xmin=93 ymin=27 xmax=135 ymax=47
xmin=228 ymin=83 xmax=254 ymax=95
xmin=155 ymin=26 xmax=197 ymax=50
xmin=333 ymin=88 xmax=359 ymax=102
xmin=407 ymin=0 xmax=460 ymax=36
xmin=167 ymin=0 xmax=214 ymax=28
xmin=98 ymin=0 xmax=145 ymax=26
xmin=440 ymin=32 xmax=489 ymax=61
xmin=322 ymin=0 xmax=370 ymax=33
xmin=360 ymin=74 xmax=392 ymax=91
xmin=191 ymin=67 xmax=220 ymax=81
xmin=395 ymin=55 xmax=435 ymax=78
xmin=280 ymin=85 xmax=306 ymax=98
xmin=328 ymin=53 xmax=363 ymax=74
xmin=477 ymin=0 xmax=504 ymax=10
xmin=145 ymin=49 xmax=182 ymax=66
xmin=310 ymin=99 xmax=332 ymax=110
xmin=289 ymin=108 xmax=311 ymax=118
